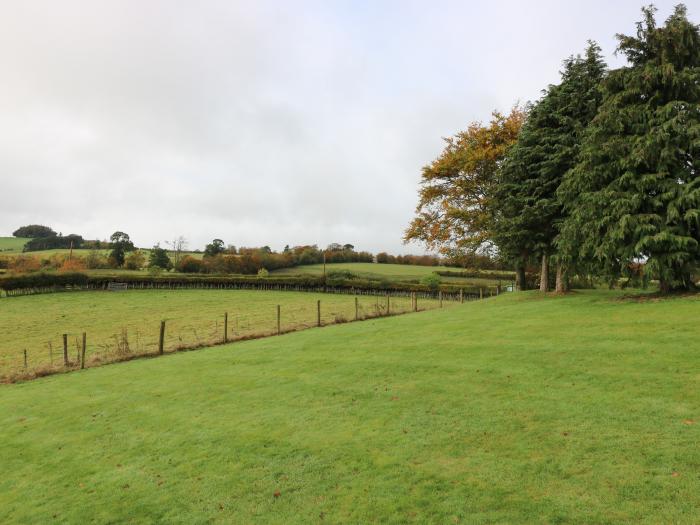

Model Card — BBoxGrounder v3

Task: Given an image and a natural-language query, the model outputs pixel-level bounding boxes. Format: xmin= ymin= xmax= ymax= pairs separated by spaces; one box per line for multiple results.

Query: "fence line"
xmin=0 ymin=290 xmax=488 ymax=383
xmin=1 ymin=280 xmax=488 ymax=301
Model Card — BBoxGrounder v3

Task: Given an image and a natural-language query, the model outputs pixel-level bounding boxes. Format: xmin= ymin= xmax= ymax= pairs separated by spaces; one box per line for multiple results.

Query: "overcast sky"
xmin=0 ymin=1 xmax=691 ymax=252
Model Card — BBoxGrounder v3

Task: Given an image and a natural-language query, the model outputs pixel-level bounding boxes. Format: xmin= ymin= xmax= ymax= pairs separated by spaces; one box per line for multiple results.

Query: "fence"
xmin=0 ymin=288 xmax=489 ymax=382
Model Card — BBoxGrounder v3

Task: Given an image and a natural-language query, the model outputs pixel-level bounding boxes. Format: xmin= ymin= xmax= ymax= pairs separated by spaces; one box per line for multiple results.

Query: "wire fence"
xmin=0 ymin=289 xmax=478 ymax=382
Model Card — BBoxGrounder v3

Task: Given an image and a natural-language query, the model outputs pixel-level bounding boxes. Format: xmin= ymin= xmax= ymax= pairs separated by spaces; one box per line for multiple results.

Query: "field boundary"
xmin=1 ymin=289 xmax=490 ymax=384
xmin=0 ymin=276 xmax=495 ymax=301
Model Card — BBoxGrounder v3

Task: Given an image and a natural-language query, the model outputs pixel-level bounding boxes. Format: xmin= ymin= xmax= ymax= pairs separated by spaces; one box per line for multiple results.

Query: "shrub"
xmin=9 ymin=255 xmax=41 ymax=273
xmin=60 ymin=258 xmax=86 ymax=273
xmin=124 ymin=251 xmax=146 ymax=270
xmin=420 ymin=273 xmax=441 ymax=290
xmin=176 ymin=256 xmax=203 ymax=273
xmin=148 ymin=245 xmax=172 ymax=270
xmin=85 ymin=249 xmax=109 ymax=269
xmin=257 ymin=268 xmax=269 ymax=277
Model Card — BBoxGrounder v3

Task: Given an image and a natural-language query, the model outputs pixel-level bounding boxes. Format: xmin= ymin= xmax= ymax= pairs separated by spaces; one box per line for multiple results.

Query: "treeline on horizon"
xmin=4 ymin=225 xmax=502 ymax=275
xmin=405 ymin=5 xmax=700 ymax=294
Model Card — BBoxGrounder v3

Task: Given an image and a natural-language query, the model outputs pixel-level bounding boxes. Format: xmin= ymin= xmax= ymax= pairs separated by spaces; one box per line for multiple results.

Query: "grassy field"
xmin=0 ymin=237 xmax=31 ymax=253
xmin=273 ymin=262 xmax=510 ymax=286
xmin=0 ymin=289 xmax=444 ymax=378
xmin=0 ymin=290 xmax=698 ymax=523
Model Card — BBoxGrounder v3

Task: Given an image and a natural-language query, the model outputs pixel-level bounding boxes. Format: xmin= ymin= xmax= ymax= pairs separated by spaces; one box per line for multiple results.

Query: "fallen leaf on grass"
xmin=682 ymin=419 xmax=695 ymax=425
xmin=273 ymin=491 xmax=281 ymax=498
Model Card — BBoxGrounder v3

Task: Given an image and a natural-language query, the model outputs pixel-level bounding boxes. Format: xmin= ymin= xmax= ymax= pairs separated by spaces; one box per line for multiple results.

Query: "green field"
xmin=1 ymin=290 xmax=698 ymax=523
xmin=0 ymin=289 xmax=444 ymax=378
xmin=0 ymin=237 xmax=31 ymax=253
xmin=273 ymin=262 xmax=510 ymax=286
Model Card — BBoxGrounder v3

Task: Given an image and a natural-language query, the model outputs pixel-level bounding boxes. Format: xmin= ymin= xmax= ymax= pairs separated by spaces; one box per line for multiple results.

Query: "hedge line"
xmin=434 ymin=270 xmax=516 ymax=280
xmin=0 ymin=272 xmax=493 ymax=295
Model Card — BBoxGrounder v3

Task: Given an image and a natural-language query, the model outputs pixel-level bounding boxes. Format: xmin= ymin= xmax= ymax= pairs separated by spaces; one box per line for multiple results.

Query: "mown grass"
xmin=0 ymin=289 xmax=444 ymax=377
xmin=0 ymin=290 xmax=698 ymax=523
xmin=272 ymin=261 xmax=508 ymax=286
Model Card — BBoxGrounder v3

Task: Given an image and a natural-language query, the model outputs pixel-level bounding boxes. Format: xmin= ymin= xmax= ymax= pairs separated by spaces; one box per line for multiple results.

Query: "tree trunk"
xmin=659 ymin=277 xmax=671 ymax=294
xmin=555 ymin=263 xmax=568 ymax=293
xmin=515 ymin=265 xmax=527 ymax=291
xmin=539 ymin=254 xmax=549 ymax=293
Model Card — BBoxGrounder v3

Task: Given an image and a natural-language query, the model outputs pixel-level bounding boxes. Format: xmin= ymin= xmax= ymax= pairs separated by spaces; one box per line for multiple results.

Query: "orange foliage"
xmin=9 ymin=255 xmax=41 ymax=273
xmin=60 ymin=258 xmax=87 ymax=272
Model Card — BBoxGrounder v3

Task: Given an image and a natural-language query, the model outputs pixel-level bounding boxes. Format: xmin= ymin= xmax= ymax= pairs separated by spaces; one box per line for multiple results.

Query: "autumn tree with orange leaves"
xmin=403 ymin=107 xmax=524 ymax=263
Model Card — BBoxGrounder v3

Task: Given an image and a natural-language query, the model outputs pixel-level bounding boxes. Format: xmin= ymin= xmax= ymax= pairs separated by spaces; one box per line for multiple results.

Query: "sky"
xmin=0 ymin=0 xmax=693 ymax=253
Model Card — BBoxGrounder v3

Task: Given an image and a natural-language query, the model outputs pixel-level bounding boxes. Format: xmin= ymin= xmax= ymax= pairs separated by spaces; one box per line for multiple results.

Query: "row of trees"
xmin=406 ymin=6 xmax=700 ymax=293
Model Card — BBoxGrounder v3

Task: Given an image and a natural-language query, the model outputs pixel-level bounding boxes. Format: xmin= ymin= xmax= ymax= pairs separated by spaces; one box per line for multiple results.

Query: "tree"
xmin=404 ymin=108 xmax=525 ymax=260
xmin=204 ymin=239 xmax=225 ymax=258
xmin=558 ymin=5 xmax=700 ymax=292
xmin=166 ymin=235 xmax=188 ymax=266
xmin=343 ymin=244 xmax=355 ymax=251
xmin=13 ymin=225 xmax=56 ymax=238
xmin=109 ymin=231 xmax=135 ymax=267
xmin=494 ymin=42 xmax=606 ymax=292
xmin=149 ymin=244 xmax=172 ymax=270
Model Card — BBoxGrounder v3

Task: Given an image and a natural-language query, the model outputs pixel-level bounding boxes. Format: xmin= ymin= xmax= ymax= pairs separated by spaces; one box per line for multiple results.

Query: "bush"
xmin=148 ymin=245 xmax=172 ymax=270
xmin=9 ymin=255 xmax=41 ymax=273
xmin=85 ymin=249 xmax=109 ymax=269
xmin=60 ymin=258 xmax=86 ymax=273
xmin=125 ymin=251 xmax=146 ymax=270
xmin=176 ymin=256 xmax=203 ymax=273
xmin=420 ymin=273 xmax=441 ymax=290
xmin=257 ymin=268 xmax=269 ymax=277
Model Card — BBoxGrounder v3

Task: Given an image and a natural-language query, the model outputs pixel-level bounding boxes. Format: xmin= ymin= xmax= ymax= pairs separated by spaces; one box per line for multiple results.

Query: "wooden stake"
xmin=277 ymin=305 xmax=281 ymax=335
xmin=23 ymin=349 xmax=27 ymax=369
xmin=355 ymin=297 xmax=359 ymax=320
xmin=63 ymin=334 xmax=68 ymax=367
xmin=414 ymin=293 xmax=418 ymax=312
xmin=480 ymin=288 xmax=483 ymax=300
xmin=224 ymin=312 xmax=228 ymax=343
xmin=386 ymin=293 xmax=390 ymax=315
xmin=460 ymin=289 xmax=464 ymax=304
xmin=159 ymin=320 xmax=166 ymax=355
xmin=81 ymin=332 xmax=86 ymax=370
xmin=317 ymin=300 xmax=321 ymax=327
xmin=439 ymin=291 xmax=443 ymax=308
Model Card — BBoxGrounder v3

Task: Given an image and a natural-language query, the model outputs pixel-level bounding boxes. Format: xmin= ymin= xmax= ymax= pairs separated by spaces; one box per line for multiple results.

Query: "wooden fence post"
xmin=317 ymin=300 xmax=321 ymax=327
xmin=355 ymin=297 xmax=359 ymax=321
xmin=460 ymin=289 xmax=464 ymax=304
xmin=224 ymin=312 xmax=228 ymax=343
xmin=277 ymin=305 xmax=281 ymax=335
xmin=414 ymin=293 xmax=418 ymax=312
xmin=81 ymin=332 xmax=86 ymax=369
xmin=480 ymin=288 xmax=483 ymax=300
xmin=159 ymin=321 xmax=166 ymax=355
xmin=439 ymin=291 xmax=443 ymax=308
xmin=23 ymin=349 xmax=27 ymax=370
xmin=63 ymin=334 xmax=68 ymax=367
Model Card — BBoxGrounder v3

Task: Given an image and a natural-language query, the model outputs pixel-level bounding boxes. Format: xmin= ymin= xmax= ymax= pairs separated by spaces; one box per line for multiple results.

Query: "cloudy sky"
xmin=0 ymin=1 xmax=690 ymax=253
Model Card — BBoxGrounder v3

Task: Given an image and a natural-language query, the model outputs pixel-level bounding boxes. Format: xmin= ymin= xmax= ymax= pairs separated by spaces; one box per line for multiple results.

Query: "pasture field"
xmin=0 ymin=289 xmax=445 ymax=378
xmin=273 ymin=261 xmax=510 ymax=286
xmin=0 ymin=237 xmax=31 ymax=253
xmin=1 ymin=290 xmax=698 ymax=523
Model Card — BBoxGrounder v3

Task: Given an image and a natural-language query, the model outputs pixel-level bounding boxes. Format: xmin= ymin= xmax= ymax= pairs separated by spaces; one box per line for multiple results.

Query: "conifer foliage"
xmin=407 ymin=5 xmax=700 ymax=293
xmin=493 ymin=42 xmax=606 ymax=291
xmin=558 ymin=6 xmax=700 ymax=292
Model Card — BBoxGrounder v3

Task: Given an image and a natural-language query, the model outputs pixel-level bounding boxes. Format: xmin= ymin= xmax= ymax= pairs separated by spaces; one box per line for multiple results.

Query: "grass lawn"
xmin=0 ymin=289 xmax=443 ymax=378
xmin=272 ymin=262 xmax=509 ymax=286
xmin=0 ymin=290 xmax=698 ymax=523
